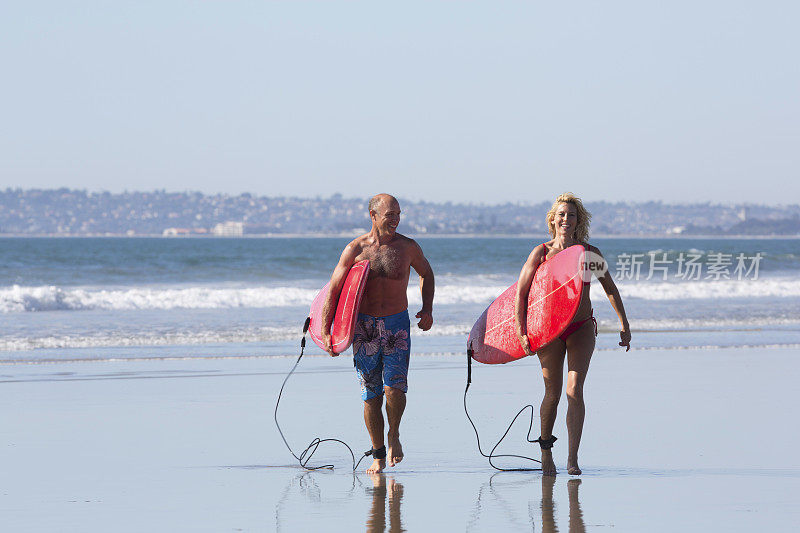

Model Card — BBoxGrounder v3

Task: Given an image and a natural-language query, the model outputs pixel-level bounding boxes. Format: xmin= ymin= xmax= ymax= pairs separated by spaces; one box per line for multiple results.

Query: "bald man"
xmin=322 ymin=193 xmax=435 ymax=473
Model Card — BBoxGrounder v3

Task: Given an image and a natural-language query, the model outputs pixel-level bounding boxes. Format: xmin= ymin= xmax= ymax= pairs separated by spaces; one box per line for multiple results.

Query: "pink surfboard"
xmin=468 ymin=245 xmax=586 ymax=364
xmin=308 ymin=260 xmax=370 ymax=354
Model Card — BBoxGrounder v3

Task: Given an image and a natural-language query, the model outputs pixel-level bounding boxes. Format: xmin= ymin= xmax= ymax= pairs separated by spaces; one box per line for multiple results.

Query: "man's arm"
xmin=322 ymin=242 xmax=360 ymax=356
xmin=409 ymin=241 xmax=434 ymax=331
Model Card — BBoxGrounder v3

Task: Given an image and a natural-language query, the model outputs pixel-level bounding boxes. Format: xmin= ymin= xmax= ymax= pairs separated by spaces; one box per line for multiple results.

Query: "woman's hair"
xmin=546 ymin=192 xmax=592 ymax=241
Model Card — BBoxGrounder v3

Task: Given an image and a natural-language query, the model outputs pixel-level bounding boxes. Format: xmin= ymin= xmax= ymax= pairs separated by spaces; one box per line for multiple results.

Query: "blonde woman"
xmin=514 ymin=193 xmax=631 ymax=475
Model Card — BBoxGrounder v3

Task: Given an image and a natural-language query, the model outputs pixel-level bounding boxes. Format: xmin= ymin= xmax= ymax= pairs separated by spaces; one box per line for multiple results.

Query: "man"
xmin=322 ymin=193 xmax=435 ymax=474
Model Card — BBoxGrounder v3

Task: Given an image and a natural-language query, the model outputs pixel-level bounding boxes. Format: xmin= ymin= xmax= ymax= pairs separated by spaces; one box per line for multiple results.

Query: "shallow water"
xmin=268 ymin=468 xmax=800 ymax=532
xmin=3 ymin=349 xmax=800 ymax=531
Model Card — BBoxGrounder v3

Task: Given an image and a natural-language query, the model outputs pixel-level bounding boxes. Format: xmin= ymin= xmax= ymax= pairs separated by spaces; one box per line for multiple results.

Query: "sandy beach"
xmin=3 ymin=346 xmax=800 ymax=532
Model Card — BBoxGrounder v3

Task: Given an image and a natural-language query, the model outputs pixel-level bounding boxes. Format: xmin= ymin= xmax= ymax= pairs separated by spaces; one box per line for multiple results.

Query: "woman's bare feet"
xmin=387 ymin=432 xmax=403 ymax=467
xmin=386 ymin=476 xmax=404 ymax=498
xmin=541 ymin=449 xmax=557 ymax=476
xmin=567 ymin=456 xmax=582 ymax=475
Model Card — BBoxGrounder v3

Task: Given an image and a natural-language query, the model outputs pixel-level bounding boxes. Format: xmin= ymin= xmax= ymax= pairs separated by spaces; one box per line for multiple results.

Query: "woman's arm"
xmin=593 ymin=246 xmax=631 ymax=351
xmin=515 ymin=245 xmax=546 ymax=355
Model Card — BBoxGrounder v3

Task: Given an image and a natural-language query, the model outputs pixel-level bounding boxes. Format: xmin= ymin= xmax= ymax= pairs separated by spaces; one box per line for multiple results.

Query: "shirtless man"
xmin=322 ymin=193 xmax=435 ymax=474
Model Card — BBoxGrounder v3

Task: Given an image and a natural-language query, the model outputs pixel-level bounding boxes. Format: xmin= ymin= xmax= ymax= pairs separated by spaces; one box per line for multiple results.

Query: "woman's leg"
xmin=537 ymin=340 xmax=566 ymax=475
xmin=564 ymin=319 xmax=596 ymax=475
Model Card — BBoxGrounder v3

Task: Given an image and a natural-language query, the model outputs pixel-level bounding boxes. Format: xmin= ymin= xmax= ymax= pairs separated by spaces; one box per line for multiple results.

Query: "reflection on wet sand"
xmin=274 ymin=472 xmax=364 ymax=532
xmin=367 ymin=473 xmax=405 ymax=533
xmin=274 ymin=470 xmax=584 ymax=532
xmin=567 ymin=480 xmax=585 ymax=533
xmin=469 ymin=474 xmax=586 ymax=532
xmin=540 ymin=477 xmax=586 ymax=533
xmin=540 ymin=476 xmax=557 ymax=532
xmin=274 ymin=471 xmax=405 ymax=532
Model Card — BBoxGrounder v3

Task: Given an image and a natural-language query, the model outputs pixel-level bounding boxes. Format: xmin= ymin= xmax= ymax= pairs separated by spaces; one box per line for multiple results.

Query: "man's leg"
xmin=380 ymin=310 xmax=411 ymax=468
xmin=352 ymin=315 xmax=387 ymax=474
xmin=364 ymin=395 xmax=386 ymax=473
xmin=385 ymin=386 xmax=405 ymax=467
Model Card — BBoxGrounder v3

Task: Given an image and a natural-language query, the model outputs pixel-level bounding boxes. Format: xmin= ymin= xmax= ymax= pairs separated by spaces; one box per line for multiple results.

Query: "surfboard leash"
xmin=464 ymin=344 xmax=543 ymax=472
xmin=273 ymin=317 xmax=373 ymax=472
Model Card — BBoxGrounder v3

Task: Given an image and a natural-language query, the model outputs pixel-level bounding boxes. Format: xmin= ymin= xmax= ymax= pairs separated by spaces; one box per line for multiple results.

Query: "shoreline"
xmin=3 ymin=343 xmax=800 ymax=367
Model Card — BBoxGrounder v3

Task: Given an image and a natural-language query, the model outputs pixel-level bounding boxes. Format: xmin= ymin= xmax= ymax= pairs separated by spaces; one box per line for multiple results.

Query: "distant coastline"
xmin=2 ymin=188 xmax=798 ymax=237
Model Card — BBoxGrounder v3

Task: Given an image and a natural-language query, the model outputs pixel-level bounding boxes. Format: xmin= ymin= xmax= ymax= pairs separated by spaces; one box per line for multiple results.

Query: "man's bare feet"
xmin=567 ymin=457 xmax=582 ymax=475
xmin=367 ymin=457 xmax=386 ymax=474
xmin=541 ymin=450 xmax=557 ymax=476
xmin=387 ymin=432 xmax=403 ymax=467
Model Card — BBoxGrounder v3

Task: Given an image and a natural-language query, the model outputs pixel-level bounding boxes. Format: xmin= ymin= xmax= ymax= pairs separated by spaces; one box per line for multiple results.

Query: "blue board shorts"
xmin=352 ymin=310 xmax=411 ymax=401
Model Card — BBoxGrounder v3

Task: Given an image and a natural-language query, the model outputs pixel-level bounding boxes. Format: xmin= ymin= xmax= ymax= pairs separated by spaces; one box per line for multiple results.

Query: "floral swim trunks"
xmin=352 ymin=310 xmax=411 ymax=401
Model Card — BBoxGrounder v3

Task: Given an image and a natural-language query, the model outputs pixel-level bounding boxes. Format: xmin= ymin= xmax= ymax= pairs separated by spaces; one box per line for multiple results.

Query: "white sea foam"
xmin=0 ymin=323 xmax=473 ymax=351
xmin=596 ymin=316 xmax=800 ymax=332
xmin=414 ymin=324 xmax=471 ymax=337
xmin=0 ymin=285 xmax=319 ymax=313
xmin=1 ymin=275 xmax=798 ymax=314
xmin=409 ymin=285 xmax=508 ymax=306
xmin=605 ymin=278 xmax=800 ymax=300
xmin=0 ymin=326 xmax=296 ymax=352
xmin=418 ymin=277 xmax=800 ymax=304
xmin=3 ymin=316 xmax=797 ymax=353
xmin=0 ymin=283 xmax=509 ymax=313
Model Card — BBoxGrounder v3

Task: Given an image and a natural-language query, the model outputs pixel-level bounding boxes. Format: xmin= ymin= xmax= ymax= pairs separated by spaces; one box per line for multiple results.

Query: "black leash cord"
xmin=274 ymin=317 xmax=372 ymax=472
xmin=464 ymin=347 xmax=542 ymax=472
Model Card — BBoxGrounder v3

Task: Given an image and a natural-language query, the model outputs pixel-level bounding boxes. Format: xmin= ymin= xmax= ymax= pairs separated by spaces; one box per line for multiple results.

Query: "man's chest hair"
xmin=365 ymin=244 xmax=407 ymax=279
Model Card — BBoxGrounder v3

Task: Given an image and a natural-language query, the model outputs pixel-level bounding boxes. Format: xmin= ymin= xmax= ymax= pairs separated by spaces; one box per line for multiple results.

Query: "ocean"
xmin=1 ymin=236 xmax=798 ymax=363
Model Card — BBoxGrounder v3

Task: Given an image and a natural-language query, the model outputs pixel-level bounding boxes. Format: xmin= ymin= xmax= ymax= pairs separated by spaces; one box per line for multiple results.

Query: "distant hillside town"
xmin=1 ymin=188 xmax=798 ymax=237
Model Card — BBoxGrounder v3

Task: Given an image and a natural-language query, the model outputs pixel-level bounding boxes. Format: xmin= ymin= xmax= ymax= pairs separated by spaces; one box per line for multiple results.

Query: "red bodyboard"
xmin=308 ymin=260 xmax=370 ymax=354
xmin=468 ymin=246 xmax=585 ymax=364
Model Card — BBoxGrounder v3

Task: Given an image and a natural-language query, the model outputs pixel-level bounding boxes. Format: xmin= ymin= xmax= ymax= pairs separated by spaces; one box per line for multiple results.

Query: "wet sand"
xmin=2 ymin=347 xmax=800 ymax=531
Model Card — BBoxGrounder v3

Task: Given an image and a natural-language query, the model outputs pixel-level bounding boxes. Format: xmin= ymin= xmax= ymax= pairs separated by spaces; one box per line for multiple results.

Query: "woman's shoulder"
xmin=580 ymin=241 xmax=603 ymax=255
xmin=538 ymin=239 xmax=555 ymax=250
xmin=535 ymin=240 xmax=553 ymax=255
xmin=525 ymin=241 xmax=550 ymax=263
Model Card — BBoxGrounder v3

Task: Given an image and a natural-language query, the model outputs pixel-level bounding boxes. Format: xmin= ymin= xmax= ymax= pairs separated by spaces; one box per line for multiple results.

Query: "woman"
xmin=514 ymin=192 xmax=631 ymax=475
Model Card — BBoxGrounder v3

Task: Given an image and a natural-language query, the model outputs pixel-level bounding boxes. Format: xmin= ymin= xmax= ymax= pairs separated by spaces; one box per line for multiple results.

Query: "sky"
xmin=1 ymin=1 xmax=798 ymax=205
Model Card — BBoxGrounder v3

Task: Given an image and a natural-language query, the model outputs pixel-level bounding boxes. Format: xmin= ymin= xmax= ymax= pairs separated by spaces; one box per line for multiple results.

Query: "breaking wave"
xmin=1 ymin=275 xmax=798 ymax=314
xmin=0 ymin=285 xmax=318 ymax=313
xmin=608 ymin=277 xmax=800 ymax=300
